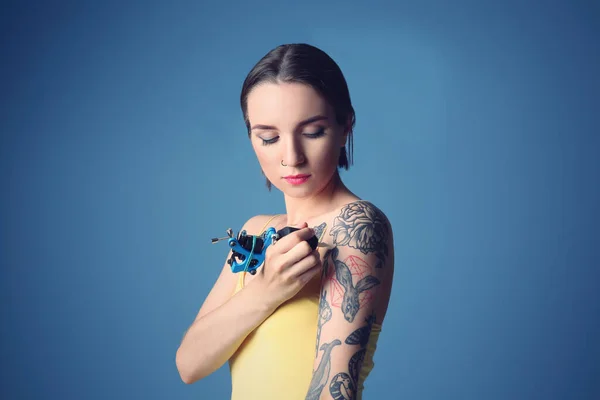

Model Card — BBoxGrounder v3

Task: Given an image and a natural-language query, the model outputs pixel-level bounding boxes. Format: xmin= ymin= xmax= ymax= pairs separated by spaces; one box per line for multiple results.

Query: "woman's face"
xmin=246 ymin=82 xmax=348 ymax=197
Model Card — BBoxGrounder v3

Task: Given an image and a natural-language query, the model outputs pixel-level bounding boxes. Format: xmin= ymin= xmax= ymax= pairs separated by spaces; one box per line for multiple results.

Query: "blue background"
xmin=1 ymin=1 xmax=599 ymax=399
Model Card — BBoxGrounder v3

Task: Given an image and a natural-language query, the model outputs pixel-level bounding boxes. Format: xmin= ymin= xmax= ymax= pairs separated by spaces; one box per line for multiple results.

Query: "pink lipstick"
xmin=283 ymin=174 xmax=311 ymax=185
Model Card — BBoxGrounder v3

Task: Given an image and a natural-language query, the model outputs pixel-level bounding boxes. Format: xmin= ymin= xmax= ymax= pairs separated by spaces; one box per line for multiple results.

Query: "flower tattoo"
xmin=329 ymin=201 xmax=389 ymax=268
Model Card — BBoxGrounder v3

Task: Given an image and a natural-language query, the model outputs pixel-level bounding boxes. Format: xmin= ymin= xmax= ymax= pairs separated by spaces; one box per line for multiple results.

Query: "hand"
xmin=252 ymin=222 xmax=322 ymax=307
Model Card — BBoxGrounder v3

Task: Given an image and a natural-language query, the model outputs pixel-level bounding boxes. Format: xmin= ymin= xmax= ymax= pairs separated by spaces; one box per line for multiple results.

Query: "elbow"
xmin=178 ymin=372 xmax=194 ymax=385
xmin=175 ymin=349 xmax=193 ymax=384
xmin=178 ymin=369 xmax=197 ymax=385
xmin=180 ymin=374 xmax=198 ymax=385
xmin=175 ymin=347 xmax=206 ymax=385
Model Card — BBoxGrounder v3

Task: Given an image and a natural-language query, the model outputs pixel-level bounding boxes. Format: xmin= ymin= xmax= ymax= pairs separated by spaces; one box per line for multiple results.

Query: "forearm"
xmin=176 ymin=281 xmax=277 ymax=384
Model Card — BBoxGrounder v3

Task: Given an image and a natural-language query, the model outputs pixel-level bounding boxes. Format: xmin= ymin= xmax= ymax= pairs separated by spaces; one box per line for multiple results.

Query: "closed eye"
xmin=259 ymin=128 xmax=325 ymax=145
xmin=260 ymin=136 xmax=279 ymax=146
xmin=303 ymin=128 xmax=326 ymax=139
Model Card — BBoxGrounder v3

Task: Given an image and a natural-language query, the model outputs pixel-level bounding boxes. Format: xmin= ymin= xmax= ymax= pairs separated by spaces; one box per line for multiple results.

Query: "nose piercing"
xmin=281 ymin=160 xmax=287 ymax=166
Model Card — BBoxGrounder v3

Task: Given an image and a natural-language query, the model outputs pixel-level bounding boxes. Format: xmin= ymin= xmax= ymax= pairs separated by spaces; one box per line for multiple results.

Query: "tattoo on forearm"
xmin=330 ymin=201 xmax=390 ymax=268
xmin=331 ymin=247 xmax=380 ymax=322
xmin=305 ymin=340 xmax=341 ymax=400
xmin=329 ymin=372 xmax=355 ymax=400
xmin=328 ymin=348 xmax=365 ymax=400
xmin=315 ymin=290 xmax=333 ymax=356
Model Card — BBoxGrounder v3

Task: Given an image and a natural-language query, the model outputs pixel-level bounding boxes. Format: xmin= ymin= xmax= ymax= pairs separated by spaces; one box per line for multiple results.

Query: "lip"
xmin=283 ymin=174 xmax=311 ymax=185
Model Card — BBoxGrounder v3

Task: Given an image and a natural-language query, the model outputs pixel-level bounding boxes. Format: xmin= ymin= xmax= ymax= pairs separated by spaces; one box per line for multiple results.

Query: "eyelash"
xmin=304 ymin=128 xmax=326 ymax=139
xmin=260 ymin=128 xmax=326 ymax=146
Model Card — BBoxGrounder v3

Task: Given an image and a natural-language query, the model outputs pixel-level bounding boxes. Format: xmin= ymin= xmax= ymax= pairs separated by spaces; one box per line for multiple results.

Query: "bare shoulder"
xmin=332 ymin=199 xmax=391 ymax=225
xmin=240 ymin=214 xmax=282 ymax=235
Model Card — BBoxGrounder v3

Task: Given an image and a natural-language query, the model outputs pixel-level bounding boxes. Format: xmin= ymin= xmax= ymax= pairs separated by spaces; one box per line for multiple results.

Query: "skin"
xmin=246 ymin=82 xmax=357 ymax=223
xmin=176 ymin=82 xmax=394 ymax=400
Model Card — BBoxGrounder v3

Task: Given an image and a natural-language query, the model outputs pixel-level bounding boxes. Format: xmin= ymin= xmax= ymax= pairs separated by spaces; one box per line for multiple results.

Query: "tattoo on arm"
xmin=328 ymin=314 xmax=375 ymax=400
xmin=332 ymin=247 xmax=380 ymax=323
xmin=315 ymin=248 xmax=334 ymax=356
xmin=305 ymin=340 xmax=341 ymax=400
xmin=329 ymin=201 xmax=390 ymax=269
xmin=316 ymin=289 xmax=333 ymax=356
xmin=345 ymin=313 xmax=376 ymax=347
xmin=321 ymin=248 xmax=332 ymax=280
xmin=329 ymin=372 xmax=355 ymax=400
xmin=328 ymin=348 xmax=366 ymax=400
xmin=348 ymin=348 xmax=366 ymax=384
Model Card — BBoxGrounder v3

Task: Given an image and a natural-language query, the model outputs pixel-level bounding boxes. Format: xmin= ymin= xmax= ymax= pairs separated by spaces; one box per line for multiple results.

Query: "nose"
xmin=282 ymin=136 xmax=305 ymax=167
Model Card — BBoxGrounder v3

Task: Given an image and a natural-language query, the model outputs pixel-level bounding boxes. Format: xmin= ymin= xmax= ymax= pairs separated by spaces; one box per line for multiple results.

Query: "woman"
xmin=176 ymin=43 xmax=394 ymax=400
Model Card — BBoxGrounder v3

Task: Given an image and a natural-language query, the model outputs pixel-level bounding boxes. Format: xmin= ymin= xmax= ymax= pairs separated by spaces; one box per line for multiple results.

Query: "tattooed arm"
xmin=305 ymin=201 xmax=394 ymax=400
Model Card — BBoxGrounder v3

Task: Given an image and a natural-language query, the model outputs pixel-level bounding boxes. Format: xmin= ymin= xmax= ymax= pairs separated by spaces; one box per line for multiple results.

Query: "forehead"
xmin=246 ymin=82 xmax=333 ymax=125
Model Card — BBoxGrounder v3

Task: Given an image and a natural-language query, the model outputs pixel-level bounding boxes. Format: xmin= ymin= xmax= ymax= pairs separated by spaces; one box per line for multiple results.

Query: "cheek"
xmin=312 ymin=140 xmax=340 ymax=169
xmin=253 ymin=144 xmax=279 ymax=171
xmin=256 ymin=147 xmax=276 ymax=163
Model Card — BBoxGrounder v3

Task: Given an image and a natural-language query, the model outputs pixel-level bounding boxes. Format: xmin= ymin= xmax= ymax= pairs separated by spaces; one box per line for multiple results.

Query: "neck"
xmin=283 ymin=171 xmax=352 ymax=225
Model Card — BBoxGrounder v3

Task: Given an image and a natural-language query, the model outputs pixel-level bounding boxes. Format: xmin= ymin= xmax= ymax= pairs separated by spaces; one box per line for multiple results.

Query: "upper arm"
xmin=191 ymin=215 xmax=272 ymax=323
xmin=306 ymin=201 xmax=394 ymax=400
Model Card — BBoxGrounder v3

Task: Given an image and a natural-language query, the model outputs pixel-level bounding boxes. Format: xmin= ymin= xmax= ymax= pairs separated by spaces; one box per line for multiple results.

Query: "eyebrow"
xmin=250 ymin=115 xmax=329 ymax=131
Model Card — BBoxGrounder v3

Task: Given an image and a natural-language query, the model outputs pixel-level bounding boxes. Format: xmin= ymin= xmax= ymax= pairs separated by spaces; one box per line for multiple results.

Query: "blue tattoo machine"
xmin=211 ymin=227 xmax=319 ymax=275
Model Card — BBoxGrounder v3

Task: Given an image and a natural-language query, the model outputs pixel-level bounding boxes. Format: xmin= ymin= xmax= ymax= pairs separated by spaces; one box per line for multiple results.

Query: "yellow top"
xmin=228 ymin=217 xmax=382 ymax=400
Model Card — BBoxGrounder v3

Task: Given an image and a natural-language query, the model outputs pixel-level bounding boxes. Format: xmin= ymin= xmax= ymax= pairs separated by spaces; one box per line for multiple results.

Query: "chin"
xmin=279 ymin=180 xmax=329 ymax=198
xmin=275 ymin=185 xmax=312 ymax=197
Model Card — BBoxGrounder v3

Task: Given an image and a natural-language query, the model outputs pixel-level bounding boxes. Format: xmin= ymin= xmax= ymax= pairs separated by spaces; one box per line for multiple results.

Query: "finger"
xmin=286 ymin=249 xmax=321 ymax=276
xmin=272 ymin=227 xmax=315 ymax=253
xmin=278 ymin=240 xmax=314 ymax=269
xmin=295 ymin=259 xmax=322 ymax=283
